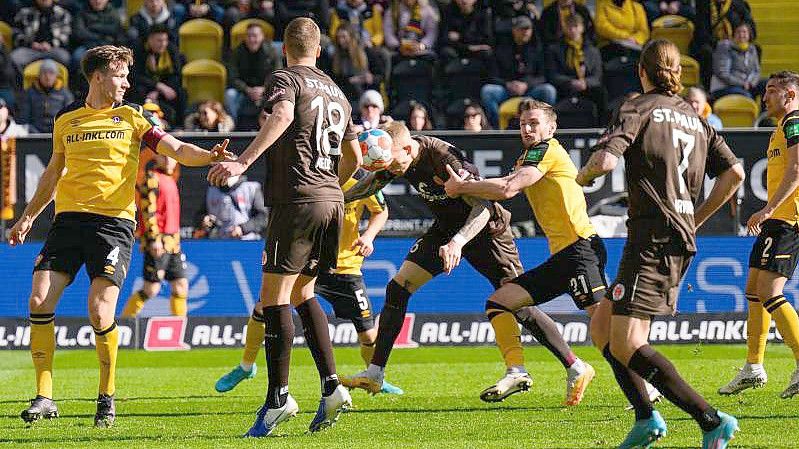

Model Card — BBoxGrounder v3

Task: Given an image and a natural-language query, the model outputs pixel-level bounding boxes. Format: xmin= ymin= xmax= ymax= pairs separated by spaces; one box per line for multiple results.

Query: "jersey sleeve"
xmin=263 ymin=71 xmax=297 ymax=113
xmin=783 ymin=113 xmax=799 ymax=147
xmin=365 ymin=190 xmax=387 ymax=213
xmin=592 ymin=100 xmax=642 ymax=157
xmin=53 ymin=124 xmax=65 ymax=154
xmin=517 ymin=140 xmax=551 ymax=173
xmin=133 ymin=106 xmax=167 ymax=151
xmin=704 ymin=125 xmax=739 ymax=179
xmin=138 ymin=170 xmax=161 ymax=244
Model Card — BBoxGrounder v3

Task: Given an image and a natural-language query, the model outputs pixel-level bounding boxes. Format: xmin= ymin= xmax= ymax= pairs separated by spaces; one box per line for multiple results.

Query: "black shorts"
xmin=315 ymin=273 xmax=374 ymax=333
xmin=405 ymin=223 xmax=523 ymax=289
xmin=143 ymin=251 xmax=187 ymax=283
xmin=262 ymin=202 xmax=343 ymax=276
xmin=34 ymin=212 xmax=135 ymax=288
xmin=609 ymin=238 xmax=693 ymax=319
xmin=748 ymin=219 xmax=799 ymax=278
xmin=510 ymin=235 xmax=607 ymax=310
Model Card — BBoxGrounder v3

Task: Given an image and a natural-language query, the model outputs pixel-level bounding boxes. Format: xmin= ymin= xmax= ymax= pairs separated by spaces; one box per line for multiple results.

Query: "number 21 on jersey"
xmin=311 ymin=95 xmax=346 ymax=170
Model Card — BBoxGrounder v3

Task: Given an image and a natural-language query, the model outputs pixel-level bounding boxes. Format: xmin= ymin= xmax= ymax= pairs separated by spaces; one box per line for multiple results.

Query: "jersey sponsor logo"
xmin=611 ymin=283 xmax=625 ymax=301
xmin=416 ymin=181 xmax=449 ymax=202
xmin=65 ymin=130 xmax=127 ymax=143
xmin=652 ymin=108 xmax=705 ymax=134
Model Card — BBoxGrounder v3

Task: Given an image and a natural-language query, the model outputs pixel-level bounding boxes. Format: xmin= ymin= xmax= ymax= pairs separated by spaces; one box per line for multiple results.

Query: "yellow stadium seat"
xmin=0 ymin=21 xmax=12 ymax=50
xmin=714 ymin=94 xmax=760 ymax=127
xmin=126 ymin=0 xmax=144 ymax=26
xmin=230 ymin=18 xmax=275 ymax=49
xmin=179 ymin=19 xmax=223 ymax=62
xmin=650 ymin=15 xmax=694 ymax=54
xmin=23 ymin=60 xmax=69 ymax=90
xmin=680 ymin=54 xmax=700 ymax=88
xmin=499 ymin=97 xmax=525 ymax=130
xmin=182 ymin=59 xmax=227 ymax=105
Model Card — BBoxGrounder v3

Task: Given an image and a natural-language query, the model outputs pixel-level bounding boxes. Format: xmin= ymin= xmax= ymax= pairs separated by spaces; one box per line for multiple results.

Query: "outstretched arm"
xmin=444 ymin=164 xmax=543 ymax=200
xmin=156 ymin=135 xmax=232 ymax=167
xmin=344 ymin=170 xmax=398 ymax=202
xmin=576 ymin=150 xmax=619 ymax=186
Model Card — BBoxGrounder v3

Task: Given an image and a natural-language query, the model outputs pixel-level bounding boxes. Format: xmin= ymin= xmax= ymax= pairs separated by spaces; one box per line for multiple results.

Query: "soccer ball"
xmin=358 ymin=128 xmax=394 ymax=171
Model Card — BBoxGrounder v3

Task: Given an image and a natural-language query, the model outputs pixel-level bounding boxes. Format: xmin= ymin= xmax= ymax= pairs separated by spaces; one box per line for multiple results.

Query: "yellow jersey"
xmin=337 ymin=178 xmax=387 ymax=275
xmin=767 ymin=110 xmax=799 ymax=225
xmin=53 ymin=101 xmax=164 ymax=222
xmin=514 ymin=137 xmax=596 ymax=255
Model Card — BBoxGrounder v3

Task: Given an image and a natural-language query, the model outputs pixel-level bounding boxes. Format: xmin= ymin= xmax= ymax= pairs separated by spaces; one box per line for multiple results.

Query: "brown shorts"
xmin=405 ymin=223 xmax=523 ymax=289
xmin=609 ymin=239 xmax=694 ymax=319
xmin=262 ymin=202 xmax=343 ymax=276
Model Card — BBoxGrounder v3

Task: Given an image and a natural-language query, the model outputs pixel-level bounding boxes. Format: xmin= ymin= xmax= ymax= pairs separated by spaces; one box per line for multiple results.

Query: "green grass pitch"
xmin=2 ymin=345 xmax=799 ymax=448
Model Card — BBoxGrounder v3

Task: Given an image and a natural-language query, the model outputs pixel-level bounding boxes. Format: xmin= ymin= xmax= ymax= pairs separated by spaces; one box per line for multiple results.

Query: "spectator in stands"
xmin=223 ymin=1 xmax=276 ymax=40
xmin=329 ymin=0 xmax=385 ymax=48
xmin=710 ymin=23 xmax=763 ymax=101
xmin=480 ymin=16 xmax=556 ymax=128
xmin=225 ymin=22 xmax=281 ymax=127
xmin=0 ymin=98 xmax=29 ymax=138
xmin=18 ymin=59 xmax=74 ymax=133
xmin=143 ymin=99 xmax=171 ymax=130
xmin=642 ymin=0 xmax=695 ymax=23
xmin=331 ymin=23 xmax=384 ymax=106
xmin=71 ymin=0 xmax=125 ymax=89
xmin=128 ymin=0 xmax=181 ymax=44
xmin=195 ymin=176 xmax=268 ymax=239
xmin=407 ymin=100 xmax=433 ymax=130
xmin=545 ymin=14 xmax=607 ymax=117
xmin=184 ymin=100 xmax=236 ymax=132
xmin=685 ymin=87 xmax=723 ymax=130
xmin=594 ymin=0 xmax=649 ymax=61
xmin=0 ymin=39 xmax=16 ymax=108
xmin=174 ymin=0 xmax=224 ymax=22
xmin=694 ymin=0 xmax=756 ymax=88
xmin=10 ymin=0 xmax=72 ymax=70
xmin=539 ymin=0 xmax=595 ymax=46
xmin=275 ymin=0 xmax=331 ymax=40
xmin=354 ymin=89 xmax=393 ymax=131
xmin=493 ymin=0 xmax=539 ymax=47
xmin=132 ymin=24 xmax=185 ymax=124
xmin=384 ymin=0 xmax=439 ymax=62
xmin=462 ymin=103 xmax=490 ymax=132
xmin=439 ymin=0 xmax=493 ymax=65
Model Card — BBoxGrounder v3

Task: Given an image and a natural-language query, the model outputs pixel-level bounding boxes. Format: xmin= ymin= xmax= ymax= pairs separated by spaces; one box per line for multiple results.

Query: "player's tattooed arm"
xmin=576 ymin=150 xmax=619 ymax=186
xmin=344 ymin=170 xmax=397 ymax=202
xmin=439 ymin=195 xmax=490 ymax=274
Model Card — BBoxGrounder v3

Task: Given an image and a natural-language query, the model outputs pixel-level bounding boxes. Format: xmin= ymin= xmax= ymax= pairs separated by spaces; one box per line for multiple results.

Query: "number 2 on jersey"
xmin=311 ymin=95 xmax=346 ymax=159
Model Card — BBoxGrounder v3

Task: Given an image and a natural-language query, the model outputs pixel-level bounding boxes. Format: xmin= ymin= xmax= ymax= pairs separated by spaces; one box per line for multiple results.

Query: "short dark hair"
xmin=564 ymin=13 xmax=584 ymax=28
xmin=518 ymin=98 xmax=557 ymax=124
xmin=81 ymin=45 xmax=134 ymax=81
xmin=769 ymin=71 xmax=799 ymax=91
xmin=147 ymin=23 xmax=170 ymax=38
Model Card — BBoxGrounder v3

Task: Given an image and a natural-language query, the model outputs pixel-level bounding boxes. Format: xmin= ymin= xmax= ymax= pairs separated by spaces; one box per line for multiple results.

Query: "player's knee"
xmin=142 ymin=282 xmax=160 ymax=298
xmin=358 ymin=328 xmax=377 ymax=345
xmin=385 ymin=279 xmax=411 ymax=310
xmin=29 ymin=292 xmax=50 ymax=314
xmin=172 ymin=278 xmax=188 ymax=297
xmin=608 ymin=338 xmax=634 ymax=365
xmin=485 ymin=296 xmax=512 ymax=320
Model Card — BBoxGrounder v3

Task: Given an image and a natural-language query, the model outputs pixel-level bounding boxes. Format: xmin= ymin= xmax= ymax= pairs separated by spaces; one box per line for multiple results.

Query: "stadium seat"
xmin=603 ymin=56 xmax=639 ymax=103
xmin=554 ymin=96 xmax=599 ymax=129
xmin=179 ymin=19 xmax=223 ymax=62
xmin=650 ymin=15 xmax=694 ymax=54
xmin=443 ymin=57 xmax=485 ymax=103
xmin=23 ymin=60 xmax=69 ymax=90
xmin=714 ymin=94 xmax=760 ymax=128
xmin=182 ymin=59 xmax=227 ymax=105
xmin=0 ymin=21 xmax=12 ymax=50
xmin=499 ymin=97 xmax=525 ymax=130
xmin=679 ymin=54 xmax=700 ymax=88
xmin=230 ymin=18 xmax=275 ymax=49
xmin=390 ymin=58 xmax=434 ymax=109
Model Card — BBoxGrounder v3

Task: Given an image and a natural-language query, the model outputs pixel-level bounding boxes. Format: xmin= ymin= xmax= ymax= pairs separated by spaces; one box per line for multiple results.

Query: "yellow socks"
xmin=170 ymin=292 xmax=187 ymax=317
xmin=746 ymin=294 xmax=770 ymax=364
xmin=94 ymin=323 xmax=119 ymax=396
xmin=764 ymin=295 xmax=799 ymax=360
xmin=360 ymin=341 xmax=376 ymax=367
xmin=487 ymin=301 xmax=524 ymax=368
xmin=30 ymin=313 xmax=55 ymax=398
xmin=121 ymin=290 xmax=148 ymax=318
xmin=242 ymin=310 xmax=265 ymax=367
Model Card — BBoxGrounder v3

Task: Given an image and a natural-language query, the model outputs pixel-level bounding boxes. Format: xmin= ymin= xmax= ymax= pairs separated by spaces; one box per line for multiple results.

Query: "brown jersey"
xmin=405 ymin=135 xmax=509 ymax=234
xmin=592 ymin=92 xmax=738 ymax=252
xmin=262 ymin=65 xmax=358 ymax=205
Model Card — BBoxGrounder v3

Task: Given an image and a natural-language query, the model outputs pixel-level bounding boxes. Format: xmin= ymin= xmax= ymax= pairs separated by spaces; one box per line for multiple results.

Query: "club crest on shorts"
xmin=611 ymin=283 xmax=625 ymax=301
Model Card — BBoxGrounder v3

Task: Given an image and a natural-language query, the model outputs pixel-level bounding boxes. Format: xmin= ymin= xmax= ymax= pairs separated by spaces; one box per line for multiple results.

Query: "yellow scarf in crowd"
xmin=565 ymin=36 xmax=585 ymax=79
xmin=147 ymin=50 xmax=175 ymax=77
xmin=710 ymin=0 xmax=733 ymax=42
